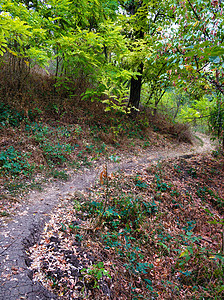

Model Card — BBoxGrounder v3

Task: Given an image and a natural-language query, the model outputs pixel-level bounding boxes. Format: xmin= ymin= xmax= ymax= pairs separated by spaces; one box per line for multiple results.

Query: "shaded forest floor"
xmin=0 ymin=98 xmax=195 ymax=221
xmin=0 ymin=115 xmax=215 ymax=223
xmin=0 ymin=100 xmax=224 ymax=299
xmin=28 ymin=149 xmax=224 ymax=300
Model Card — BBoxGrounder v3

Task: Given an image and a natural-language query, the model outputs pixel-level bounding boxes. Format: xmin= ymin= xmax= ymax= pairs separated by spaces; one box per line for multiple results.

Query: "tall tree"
xmin=119 ymin=0 xmax=146 ymax=116
xmin=119 ymin=0 xmax=175 ymax=116
xmin=161 ymin=0 xmax=224 ymax=145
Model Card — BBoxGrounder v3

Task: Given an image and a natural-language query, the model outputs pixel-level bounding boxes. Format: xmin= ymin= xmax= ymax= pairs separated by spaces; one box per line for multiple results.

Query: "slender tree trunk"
xmin=173 ymin=103 xmax=181 ymax=120
xmin=128 ymin=62 xmax=144 ymax=118
xmin=153 ymin=90 xmax=166 ymax=116
xmin=124 ymin=1 xmax=144 ymax=117
xmin=103 ymin=45 xmax=108 ymax=61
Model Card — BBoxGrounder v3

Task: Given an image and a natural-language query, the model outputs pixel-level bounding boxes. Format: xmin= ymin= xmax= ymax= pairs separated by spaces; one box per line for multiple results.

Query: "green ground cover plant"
xmin=0 ymin=146 xmax=34 ymax=177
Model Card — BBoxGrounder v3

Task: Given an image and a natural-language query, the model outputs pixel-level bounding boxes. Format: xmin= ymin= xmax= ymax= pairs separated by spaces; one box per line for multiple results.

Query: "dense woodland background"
xmin=0 ymin=0 xmax=224 ymax=135
xmin=0 ymin=1 xmax=224 ymax=299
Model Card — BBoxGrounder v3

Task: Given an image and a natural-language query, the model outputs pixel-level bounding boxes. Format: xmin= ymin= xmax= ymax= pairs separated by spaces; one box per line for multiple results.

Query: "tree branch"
xmin=187 ymin=0 xmax=210 ymax=39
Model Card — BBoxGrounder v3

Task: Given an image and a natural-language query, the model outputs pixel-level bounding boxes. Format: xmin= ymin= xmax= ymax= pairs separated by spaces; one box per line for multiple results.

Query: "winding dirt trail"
xmin=0 ymin=134 xmax=216 ymax=300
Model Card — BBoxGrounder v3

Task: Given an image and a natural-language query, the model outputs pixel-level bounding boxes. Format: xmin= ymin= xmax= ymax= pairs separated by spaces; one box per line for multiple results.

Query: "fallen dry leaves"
xmin=27 ymin=152 xmax=224 ymax=299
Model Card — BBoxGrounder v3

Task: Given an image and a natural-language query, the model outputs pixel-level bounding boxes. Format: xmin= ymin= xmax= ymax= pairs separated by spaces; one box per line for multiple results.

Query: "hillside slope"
xmin=1 ymin=131 xmax=223 ymax=300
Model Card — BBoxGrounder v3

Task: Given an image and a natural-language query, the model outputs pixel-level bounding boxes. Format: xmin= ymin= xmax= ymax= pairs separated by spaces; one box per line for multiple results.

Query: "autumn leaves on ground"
xmin=28 ymin=152 xmax=224 ymax=300
xmin=1 ymin=94 xmax=224 ymax=299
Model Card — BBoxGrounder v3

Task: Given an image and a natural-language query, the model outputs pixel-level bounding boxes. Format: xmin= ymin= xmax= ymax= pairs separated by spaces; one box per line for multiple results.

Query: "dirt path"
xmin=0 ymin=134 xmax=216 ymax=300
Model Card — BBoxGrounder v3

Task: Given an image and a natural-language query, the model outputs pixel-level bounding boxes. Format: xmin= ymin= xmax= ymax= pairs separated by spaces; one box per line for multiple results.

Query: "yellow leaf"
xmin=179 ymin=248 xmax=189 ymax=258
xmin=193 ymin=21 xmax=199 ymax=27
xmin=7 ymin=49 xmax=17 ymax=57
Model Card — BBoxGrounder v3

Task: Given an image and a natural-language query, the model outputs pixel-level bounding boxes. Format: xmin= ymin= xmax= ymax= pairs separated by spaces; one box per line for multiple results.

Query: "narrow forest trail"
xmin=0 ymin=133 xmax=216 ymax=300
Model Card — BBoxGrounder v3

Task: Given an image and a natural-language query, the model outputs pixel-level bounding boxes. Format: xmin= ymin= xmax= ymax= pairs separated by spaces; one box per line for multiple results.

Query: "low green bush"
xmin=0 ymin=146 xmax=34 ymax=177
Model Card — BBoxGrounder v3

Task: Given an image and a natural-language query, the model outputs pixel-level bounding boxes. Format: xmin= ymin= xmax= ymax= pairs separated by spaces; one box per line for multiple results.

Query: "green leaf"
xmin=104 ymin=107 xmax=111 ymax=112
xmin=217 ymin=286 xmax=224 ymax=293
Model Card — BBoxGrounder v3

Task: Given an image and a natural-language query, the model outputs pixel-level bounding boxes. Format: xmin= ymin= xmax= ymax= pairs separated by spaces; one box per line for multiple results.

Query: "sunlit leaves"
xmin=0 ymin=11 xmax=31 ymax=55
xmin=161 ymin=0 xmax=224 ymax=94
xmin=26 ymin=47 xmax=50 ymax=68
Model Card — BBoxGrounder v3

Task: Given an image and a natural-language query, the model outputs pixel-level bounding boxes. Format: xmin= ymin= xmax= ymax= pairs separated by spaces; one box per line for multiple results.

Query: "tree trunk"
xmin=128 ymin=62 xmax=143 ymax=117
xmin=124 ymin=1 xmax=144 ymax=118
xmin=152 ymin=90 xmax=166 ymax=116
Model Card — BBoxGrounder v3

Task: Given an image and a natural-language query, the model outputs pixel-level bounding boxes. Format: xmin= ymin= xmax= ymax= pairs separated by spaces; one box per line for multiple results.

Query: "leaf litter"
xmin=28 ymin=152 xmax=224 ymax=299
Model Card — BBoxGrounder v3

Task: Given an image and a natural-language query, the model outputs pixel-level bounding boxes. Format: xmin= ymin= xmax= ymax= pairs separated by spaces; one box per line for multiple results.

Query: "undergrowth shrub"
xmin=41 ymin=141 xmax=75 ymax=165
xmin=0 ymin=56 xmax=55 ymax=113
xmin=0 ymin=102 xmax=24 ymax=127
xmin=25 ymin=122 xmax=79 ymax=166
xmin=0 ymin=146 xmax=34 ymax=177
xmin=81 ymin=182 xmax=158 ymax=297
xmin=149 ymin=112 xmax=193 ymax=143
